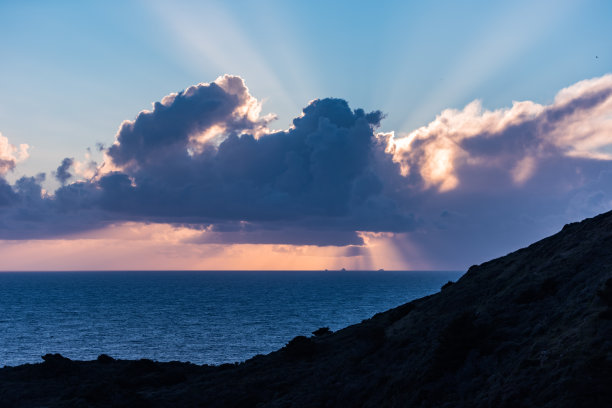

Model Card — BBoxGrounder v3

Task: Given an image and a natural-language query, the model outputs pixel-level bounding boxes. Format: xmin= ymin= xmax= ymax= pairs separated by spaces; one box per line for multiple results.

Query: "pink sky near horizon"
xmin=0 ymin=223 xmax=430 ymax=271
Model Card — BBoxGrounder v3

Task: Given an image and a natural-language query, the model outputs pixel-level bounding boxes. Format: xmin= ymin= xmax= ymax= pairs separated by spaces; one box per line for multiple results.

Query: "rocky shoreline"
xmin=1 ymin=211 xmax=612 ymax=407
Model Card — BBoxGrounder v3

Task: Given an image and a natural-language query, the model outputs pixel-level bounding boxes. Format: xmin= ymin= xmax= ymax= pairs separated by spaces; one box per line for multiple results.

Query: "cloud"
xmin=375 ymin=74 xmax=612 ymax=268
xmin=1 ymin=74 xmax=612 ymax=269
xmin=0 ymin=132 xmax=29 ymax=176
xmin=0 ymin=76 xmax=412 ymax=244
xmin=0 ymin=178 xmax=18 ymax=207
xmin=92 ymin=75 xmax=412 ymax=240
xmin=385 ymin=74 xmax=612 ymax=192
xmin=54 ymin=157 xmax=74 ymax=184
xmin=104 ymin=75 xmax=275 ymax=172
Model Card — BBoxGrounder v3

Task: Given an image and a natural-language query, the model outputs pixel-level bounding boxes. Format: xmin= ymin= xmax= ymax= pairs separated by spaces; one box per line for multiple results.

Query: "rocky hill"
xmin=1 ymin=211 xmax=611 ymax=407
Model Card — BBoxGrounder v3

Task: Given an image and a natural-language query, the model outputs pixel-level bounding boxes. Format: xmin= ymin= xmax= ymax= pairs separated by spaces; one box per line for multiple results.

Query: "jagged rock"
xmin=312 ymin=326 xmax=332 ymax=336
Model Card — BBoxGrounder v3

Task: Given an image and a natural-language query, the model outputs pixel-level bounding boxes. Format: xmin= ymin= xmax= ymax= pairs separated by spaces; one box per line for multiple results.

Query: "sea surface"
xmin=0 ymin=270 xmax=462 ymax=367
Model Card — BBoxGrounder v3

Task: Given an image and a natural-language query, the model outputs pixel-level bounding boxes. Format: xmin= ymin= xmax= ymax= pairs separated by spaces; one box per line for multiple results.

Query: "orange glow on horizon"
xmin=0 ymin=222 xmax=426 ymax=271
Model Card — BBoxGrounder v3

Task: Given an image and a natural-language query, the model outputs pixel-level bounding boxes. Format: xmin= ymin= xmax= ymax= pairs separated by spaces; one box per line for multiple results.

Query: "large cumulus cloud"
xmin=0 ymin=75 xmax=413 ymax=244
xmin=0 ymin=74 xmax=611 ymax=266
xmin=90 ymin=76 xmax=413 ymax=242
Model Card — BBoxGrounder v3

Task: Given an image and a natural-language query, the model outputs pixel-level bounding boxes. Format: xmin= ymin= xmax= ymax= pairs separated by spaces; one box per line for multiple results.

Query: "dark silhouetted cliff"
xmin=1 ymin=211 xmax=611 ymax=407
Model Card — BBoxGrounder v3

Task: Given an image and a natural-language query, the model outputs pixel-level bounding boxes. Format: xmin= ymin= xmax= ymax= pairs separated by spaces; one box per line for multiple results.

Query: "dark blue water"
xmin=0 ymin=270 xmax=462 ymax=367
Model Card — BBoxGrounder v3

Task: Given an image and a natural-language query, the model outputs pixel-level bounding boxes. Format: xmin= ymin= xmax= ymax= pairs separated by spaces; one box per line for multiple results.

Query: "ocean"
xmin=0 ymin=270 xmax=462 ymax=367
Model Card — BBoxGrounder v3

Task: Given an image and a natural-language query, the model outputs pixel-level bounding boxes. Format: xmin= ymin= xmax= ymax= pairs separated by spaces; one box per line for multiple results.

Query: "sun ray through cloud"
xmin=146 ymin=0 xmax=309 ymax=128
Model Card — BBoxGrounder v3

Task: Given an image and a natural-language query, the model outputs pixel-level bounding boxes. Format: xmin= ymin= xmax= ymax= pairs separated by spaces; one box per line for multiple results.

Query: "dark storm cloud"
xmin=54 ymin=157 xmax=74 ymax=184
xmin=95 ymin=96 xmax=411 ymax=236
xmin=0 ymin=76 xmax=413 ymax=243
xmin=101 ymin=97 xmax=385 ymax=221
xmin=107 ymin=75 xmax=274 ymax=170
xmin=0 ymin=178 xmax=17 ymax=207
xmin=0 ymin=174 xmax=110 ymax=239
xmin=94 ymin=76 xmax=411 ymax=238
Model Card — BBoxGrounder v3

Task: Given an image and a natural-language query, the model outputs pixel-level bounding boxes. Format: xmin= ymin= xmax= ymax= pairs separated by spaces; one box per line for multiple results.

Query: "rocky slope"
xmin=1 ymin=211 xmax=612 ymax=407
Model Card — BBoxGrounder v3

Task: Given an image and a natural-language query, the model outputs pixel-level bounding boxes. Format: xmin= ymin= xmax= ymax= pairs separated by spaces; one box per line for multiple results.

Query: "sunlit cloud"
xmin=72 ymin=152 xmax=98 ymax=181
xmin=0 ymin=132 xmax=29 ymax=176
xmin=547 ymin=75 xmax=612 ymax=159
xmin=385 ymin=74 xmax=612 ymax=192
xmin=98 ymin=74 xmax=275 ymax=176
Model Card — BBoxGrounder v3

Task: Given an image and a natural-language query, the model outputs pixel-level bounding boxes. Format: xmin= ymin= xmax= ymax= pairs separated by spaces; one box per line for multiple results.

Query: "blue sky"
xmin=0 ymin=0 xmax=611 ymax=270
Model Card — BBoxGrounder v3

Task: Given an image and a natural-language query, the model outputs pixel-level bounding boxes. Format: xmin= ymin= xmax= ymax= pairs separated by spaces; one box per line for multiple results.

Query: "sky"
xmin=0 ymin=0 xmax=611 ymax=271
